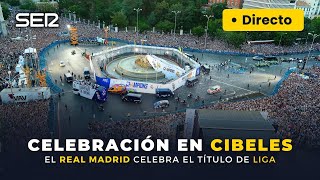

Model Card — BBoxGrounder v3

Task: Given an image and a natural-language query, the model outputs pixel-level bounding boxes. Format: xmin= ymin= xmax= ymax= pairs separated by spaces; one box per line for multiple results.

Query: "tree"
xmin=208 ymin=19 xmax=222 ymax=38
xmin=310 ymin=17 xmax=320 ymax=35
xmin=147 ymin=12 xmax=157 ymax=27
xmin=274 ymin=32 xmax=298 ymax=46
xmin=20 ymin=0 xmax=36 ymax=10
xmin=5 ymin=0 xmax=20 ymax=6
xmin=210 ymin=2 xmax=227 ymax=19
xmin=192 ymin=26 xmax=205 ymax=39
xmin=139 ymin=20 xmax=150 ymax=33
xmin=111 ymin=11 xmax=128 ymax=28
xmin=0 ymin=3 xmax=10 ymax=20
xmin=224 ymin=32 xmax=246 ymax=48
xmin=37 ymin=2 xmax=58 ymax=12
xmin=154 ymin=0 xmax=169 ymax=22
xmin=155 ymin=20 xmax=174 ymax=33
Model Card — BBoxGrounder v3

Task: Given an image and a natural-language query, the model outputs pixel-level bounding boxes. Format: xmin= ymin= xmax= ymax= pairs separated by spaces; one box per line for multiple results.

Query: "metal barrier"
xmin=271 ymin=68 xmax=297 ymax=95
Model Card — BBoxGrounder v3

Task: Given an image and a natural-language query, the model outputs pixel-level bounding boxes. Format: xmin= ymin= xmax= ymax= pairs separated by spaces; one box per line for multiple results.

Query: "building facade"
xmin=297 ymin=0 xmax=320 ymax=19
xmin=208 ymin=0 xmax=244 ymax=9
xmin=242 ymin=0 xmax=296 ymax=9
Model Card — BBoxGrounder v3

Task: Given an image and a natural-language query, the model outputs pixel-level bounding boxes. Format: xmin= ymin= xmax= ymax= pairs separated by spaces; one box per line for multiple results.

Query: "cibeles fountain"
xmin=92 ymin=45 xmax=200 ymax=84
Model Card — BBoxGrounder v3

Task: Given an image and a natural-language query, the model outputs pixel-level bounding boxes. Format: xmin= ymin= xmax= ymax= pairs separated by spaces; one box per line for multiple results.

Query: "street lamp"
xmin=303 ymin=33 xmax=319 ymax=69
xmin=278 ymin=33 xmax=287 ymax=46
xmin=73 ymin=12 xmax=76 ymax=23
xmin=133 ymin=8 xmax=142 ymax=34
xmin=305 ymin=31 xmax=314 ymax=47
xmin=172 ymin=11 xmax=181 ymax=38
xmin=204 ymin=14 xmax=214 ymax=49
xmin=8 ymin=71 xmax=14 ymax=96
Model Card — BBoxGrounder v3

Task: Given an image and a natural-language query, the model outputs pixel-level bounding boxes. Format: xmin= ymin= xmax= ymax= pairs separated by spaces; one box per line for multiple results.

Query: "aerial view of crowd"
xmin=89 ymin=113 xmax=185 ymax=140
xmin=1 ymin=10 xmax=319 ymax=149
xmin=0 ymin=100 xmax=50 ymax=150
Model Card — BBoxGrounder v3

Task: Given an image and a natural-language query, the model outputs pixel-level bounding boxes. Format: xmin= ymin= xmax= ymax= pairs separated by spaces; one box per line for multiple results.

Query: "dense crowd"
xmin=108 ymin=31 xmax=320 ymax=55
xmin=0 ymin=100 xmax=50 ymax=149
xmin=89 ymin=113 xmax=185 ymax=140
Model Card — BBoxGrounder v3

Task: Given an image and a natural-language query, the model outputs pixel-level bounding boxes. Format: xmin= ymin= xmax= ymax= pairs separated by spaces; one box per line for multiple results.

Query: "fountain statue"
xmin=135 ymin=55 xmax=152 ymax=69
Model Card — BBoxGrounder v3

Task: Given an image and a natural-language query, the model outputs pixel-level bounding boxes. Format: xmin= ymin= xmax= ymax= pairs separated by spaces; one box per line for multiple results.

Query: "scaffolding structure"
xmin=69 ymin=27 xmax=79 ymax=45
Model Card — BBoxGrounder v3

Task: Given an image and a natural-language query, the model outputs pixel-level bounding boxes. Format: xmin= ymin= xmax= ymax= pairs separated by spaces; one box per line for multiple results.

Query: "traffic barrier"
xmin=271 ymin=68 xmax=297 ymax=95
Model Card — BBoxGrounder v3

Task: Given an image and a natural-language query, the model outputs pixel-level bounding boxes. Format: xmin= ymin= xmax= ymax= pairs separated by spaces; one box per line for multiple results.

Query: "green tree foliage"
xmin=37 ymin=2 xmax=58 ymax=12
xmin=56 ymin=0 xmax=320 ymax=47
xmin=210 ymin=2 xmax=227 ymax=19
xmin=20 ymin=0 xmax=36 ymax=10
xmin=223 ymin=32 xmax=246 ymax=48
xmin=111 ymin=11 xmax=128 ymax=28
xmin=192 ymin=25 xmax=205 ymax=38
xmin=4 ymin=0 xmax=20 ymax=6
xmin=155 ymin=20 xmax=174 ymax=33
xmin=208 ymin=19 xmax=222 ymax=37
xmin=0 ymin=3 xmax=10 ymax=20
xmin=139 ymin=20 xmax=150 ymax=33
xmin=310 ymin=17 xmax=320 ymax=35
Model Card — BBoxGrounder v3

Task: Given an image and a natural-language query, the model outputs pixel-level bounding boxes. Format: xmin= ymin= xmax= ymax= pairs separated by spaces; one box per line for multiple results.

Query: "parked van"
xmin=186 ymin=77 xmax=198 ymax=87
xmin=83 ymin=67 xmax=90 ymax=79
xmin=155 ymin=88 xmax=174 ymax=98
xmin=64 ymin=73 xmax=73 ymax=83
xmin=121 ymin=93 xmax=142 ymax=103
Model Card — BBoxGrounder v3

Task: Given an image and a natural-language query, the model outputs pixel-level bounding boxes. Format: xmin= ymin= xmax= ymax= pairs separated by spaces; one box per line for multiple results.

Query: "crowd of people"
xmin=0 ymin=100 xmax=50 ymax=149
xmin=108 ymin=31 xmax=320 ymax=55
xmin=89 ymin=113 xmax=185 ymax=140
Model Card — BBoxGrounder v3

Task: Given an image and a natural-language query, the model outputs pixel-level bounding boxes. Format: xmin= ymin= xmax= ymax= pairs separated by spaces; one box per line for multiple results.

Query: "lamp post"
xmin=303 ymin=33 xmax=319 ymax=70
xmin=8 ymin=71 xmax=13 ymax=96
xmin=133 ymin=8 xmax=142 ymax=34
xmin=278 ymin=33 xmax=287 ymax=46
xmin=204 ymin=14 xmax=213 ymax=49
xmin=305 ymin=31 xmax=314 ymax=47
xmin=172 ymin=11 xmax=181 ymax=38
xmin=73 ymin=12 xmax=76 ymax=23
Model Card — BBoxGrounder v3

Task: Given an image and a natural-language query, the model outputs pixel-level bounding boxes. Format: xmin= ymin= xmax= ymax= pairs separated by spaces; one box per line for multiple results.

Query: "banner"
xmin=96 ymin=76 xmax=111 ymax=89
xmin=146 ymin=55 xmax=186 ymax=79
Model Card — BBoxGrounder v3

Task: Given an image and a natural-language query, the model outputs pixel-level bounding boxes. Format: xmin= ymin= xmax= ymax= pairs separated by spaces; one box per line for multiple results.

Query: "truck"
xmin=0 ymin=87 xmax=51 ymax=103
xmin=83 ymin=67 xmax=90 ymax=79
xmin=72 ymin=80 xmax=107 ymax=103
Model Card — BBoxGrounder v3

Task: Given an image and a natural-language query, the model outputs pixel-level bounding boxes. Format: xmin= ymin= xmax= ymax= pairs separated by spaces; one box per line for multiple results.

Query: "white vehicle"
xmin=0 ymin=87 xmax=51 ymax=103
xmin=72 ymin=80 xmax=107 ymax=102
xmin=207 ymin=85 xmax=222 ymax=94
xmin=64 ymin=73 xmax=73 ymax=83
xmin=83 ymin=67 xmax=90 ymax=79
xmin=154 ymin=100 xmax=170 ymax=109
xmin=60 ymin=61 xmax=65 ymax=67
xmin=11 ymin=37 xmax=23 ymax=41
xmin=253 ymin=56 xmax=264 ymax=61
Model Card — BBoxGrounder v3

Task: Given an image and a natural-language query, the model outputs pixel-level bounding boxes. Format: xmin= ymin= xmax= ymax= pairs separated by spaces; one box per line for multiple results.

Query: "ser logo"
xmin=15 ymin=13 xmax=59 ymax=28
